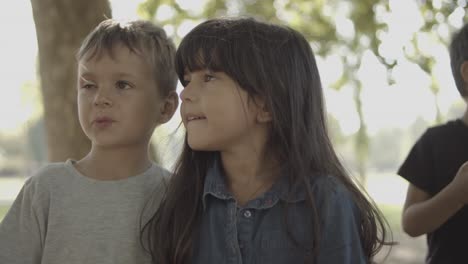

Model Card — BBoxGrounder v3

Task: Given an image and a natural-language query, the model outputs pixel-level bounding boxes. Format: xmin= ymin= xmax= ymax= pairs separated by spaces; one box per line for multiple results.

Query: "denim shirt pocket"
xmin=256 ymin=229 xmax=311 ymax=264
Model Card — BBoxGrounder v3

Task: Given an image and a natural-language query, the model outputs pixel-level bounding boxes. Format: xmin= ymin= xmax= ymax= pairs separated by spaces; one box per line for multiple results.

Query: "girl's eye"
xmin=116 ymin=80 xmax=132 ymax=90
xmin=182 ymin=76 xmax=190 ymax=87
xmin=204 ymin=74 xmax=215 ymax=82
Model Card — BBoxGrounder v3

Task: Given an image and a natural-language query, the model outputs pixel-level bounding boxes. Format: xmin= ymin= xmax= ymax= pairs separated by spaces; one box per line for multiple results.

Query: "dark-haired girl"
xmin=146 ymin=17 xmax=391 ymax=264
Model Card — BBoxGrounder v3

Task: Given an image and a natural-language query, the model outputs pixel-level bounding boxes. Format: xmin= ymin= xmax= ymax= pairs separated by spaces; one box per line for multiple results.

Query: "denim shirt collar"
xmin=202 ymin=158 xmax=308 ymax=210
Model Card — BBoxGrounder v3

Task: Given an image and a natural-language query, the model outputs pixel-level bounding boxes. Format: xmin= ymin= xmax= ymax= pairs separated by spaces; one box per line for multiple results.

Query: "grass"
xmin=0 ymin=204 xmax=11 ymax=222
xmin=379 ymin=204 xmax=403 ymax=231
xmin=0 ymin=176 xmax=24 ymax=223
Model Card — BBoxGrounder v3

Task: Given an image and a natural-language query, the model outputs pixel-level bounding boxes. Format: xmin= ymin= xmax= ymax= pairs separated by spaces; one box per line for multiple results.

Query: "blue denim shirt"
xmin=192 ymin=160 xmax=366 ymax=264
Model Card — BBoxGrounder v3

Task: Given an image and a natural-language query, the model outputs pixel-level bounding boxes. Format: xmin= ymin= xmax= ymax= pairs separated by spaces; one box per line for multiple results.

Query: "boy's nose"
xmin=94 ymin=89 xmax=113 ymax=107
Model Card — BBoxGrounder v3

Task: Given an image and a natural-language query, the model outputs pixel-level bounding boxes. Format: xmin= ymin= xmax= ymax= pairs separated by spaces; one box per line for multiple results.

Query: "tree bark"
xmin=30 ymin=0 xmax=111 ymax=161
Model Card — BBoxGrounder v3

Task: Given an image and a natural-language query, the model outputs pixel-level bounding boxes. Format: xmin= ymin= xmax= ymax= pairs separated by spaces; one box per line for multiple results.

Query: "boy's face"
xmin=77 ymin=44 xmax=164 ymax=149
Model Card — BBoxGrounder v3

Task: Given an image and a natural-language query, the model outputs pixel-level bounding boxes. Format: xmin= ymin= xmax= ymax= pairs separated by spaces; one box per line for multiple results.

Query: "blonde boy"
xmin=0 ymin=19 xmax=178 ymax=264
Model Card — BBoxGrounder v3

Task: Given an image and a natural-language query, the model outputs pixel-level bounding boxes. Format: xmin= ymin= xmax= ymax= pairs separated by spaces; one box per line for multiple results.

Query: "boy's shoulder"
xmin=151 ymin=163 xmax=171 ymax=177
xmin=27 ymin=160 xmax=72 ymax=185
xmin=420 ymin=119 xmax=467 ymax=145
xmin=140 ymin=163 xmax=172 ymax=223
xmin=426 ymin=119 xmax=465 ymax=136
xmin=18 ymin=161 xmax=72 ymax=202
xmin=147 ymin=163 xmax=171 ymax=186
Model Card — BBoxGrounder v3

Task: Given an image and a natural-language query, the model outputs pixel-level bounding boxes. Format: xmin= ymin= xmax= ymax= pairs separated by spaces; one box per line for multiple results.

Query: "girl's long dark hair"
xmin=145 ymin=17 xmax=392 ymax=263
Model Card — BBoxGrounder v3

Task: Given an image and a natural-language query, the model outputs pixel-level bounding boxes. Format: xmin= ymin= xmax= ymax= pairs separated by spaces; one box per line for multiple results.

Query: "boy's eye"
xmin=116 ymin=80 xmax=132 ymax=90
xmin=79 ymin=76 xmax=96 ymax=90
xmin=81 ymin=83 xmax=96 ymax=89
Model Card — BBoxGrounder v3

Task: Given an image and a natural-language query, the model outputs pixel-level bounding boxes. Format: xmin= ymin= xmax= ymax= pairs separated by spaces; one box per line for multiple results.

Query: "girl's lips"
xmin=185 ymin=113 xmax=206 ymax=122
xmin=187 ymin=116 xmax=206 ymax=121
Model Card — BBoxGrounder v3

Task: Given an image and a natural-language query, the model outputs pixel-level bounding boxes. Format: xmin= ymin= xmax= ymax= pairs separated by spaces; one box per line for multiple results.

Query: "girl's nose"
xmin=180 ymin=82 xmax=195 ymax=102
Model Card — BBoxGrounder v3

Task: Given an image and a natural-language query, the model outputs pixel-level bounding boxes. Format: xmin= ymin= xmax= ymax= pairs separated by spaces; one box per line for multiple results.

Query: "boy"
xmin=398 ymin=23 xmax=468 ymax=263
xmin=0 ymin=19 xmax=178 ymax=264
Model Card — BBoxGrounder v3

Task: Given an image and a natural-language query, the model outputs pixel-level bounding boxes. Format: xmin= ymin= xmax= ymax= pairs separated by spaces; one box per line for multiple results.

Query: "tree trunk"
xmin=30 ymin=0 xmax=111 ymax=162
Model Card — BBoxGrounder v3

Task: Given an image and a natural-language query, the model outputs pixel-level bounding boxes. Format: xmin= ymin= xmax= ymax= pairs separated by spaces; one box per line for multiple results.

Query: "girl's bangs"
xmin=175 ymin=30 xmax=229 ymax=80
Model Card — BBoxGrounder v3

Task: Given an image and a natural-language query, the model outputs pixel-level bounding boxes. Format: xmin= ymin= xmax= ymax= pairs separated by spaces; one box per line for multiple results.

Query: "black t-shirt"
xmin=398 ymin=119 xmax=468 ymax=264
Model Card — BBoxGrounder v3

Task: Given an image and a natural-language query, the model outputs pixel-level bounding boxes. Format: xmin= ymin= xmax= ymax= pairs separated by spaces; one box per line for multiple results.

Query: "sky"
xmin=0 ymin=0 xmax=38 ymax=132
xmin=0 ymin=0 xmax=465 ymax=137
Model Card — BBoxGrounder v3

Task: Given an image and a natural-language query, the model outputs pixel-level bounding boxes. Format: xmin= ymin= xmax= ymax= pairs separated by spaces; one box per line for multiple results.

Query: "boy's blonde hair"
xmin=77 ymin=19 xmax=177 ymax=96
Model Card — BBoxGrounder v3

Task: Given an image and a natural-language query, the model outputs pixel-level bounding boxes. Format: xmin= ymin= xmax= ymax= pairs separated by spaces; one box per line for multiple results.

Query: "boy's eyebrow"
xmin=78 ymin=71 xmax=95 ymax=79
xmin=114 ymin=72 xmax=138 ymax=78
xmin=78 ymin=75 xmax=94 ymax=83
xmin=78 ymin=71 xmax=140 ymax=80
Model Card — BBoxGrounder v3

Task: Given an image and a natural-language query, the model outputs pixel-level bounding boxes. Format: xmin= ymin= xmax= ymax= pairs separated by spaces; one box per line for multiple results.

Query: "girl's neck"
xmin=221 ymin=148 xmax=279 ymax=206
xmin=75 ymin=144 xmax=152 ymax=181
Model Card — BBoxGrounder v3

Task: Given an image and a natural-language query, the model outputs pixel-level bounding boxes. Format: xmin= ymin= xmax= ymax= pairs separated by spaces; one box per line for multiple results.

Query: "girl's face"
xmin=180 ymin=70 xmax=267 ymax=152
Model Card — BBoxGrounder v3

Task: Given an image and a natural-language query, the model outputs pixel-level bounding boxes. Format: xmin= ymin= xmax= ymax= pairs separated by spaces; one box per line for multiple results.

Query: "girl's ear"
xmin=158 ymin=91 xmax=179 ymax=124
xmin=255 ymin=98 xmax=272 ymax=123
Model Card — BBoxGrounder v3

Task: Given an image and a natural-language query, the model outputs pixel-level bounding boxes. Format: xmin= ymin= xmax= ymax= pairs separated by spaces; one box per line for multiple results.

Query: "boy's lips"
xmin=93 ymin=116 xmax=115 ymax=124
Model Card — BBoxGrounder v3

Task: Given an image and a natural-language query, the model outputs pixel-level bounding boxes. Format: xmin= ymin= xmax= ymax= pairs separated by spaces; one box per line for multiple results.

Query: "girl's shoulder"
xmin=309 ymin=175 xmax=360 ymax=215
xmin=279 ymin=174 xmax=354 ymax=206
xmin=310 ymin=175 xmax=350 ymax=198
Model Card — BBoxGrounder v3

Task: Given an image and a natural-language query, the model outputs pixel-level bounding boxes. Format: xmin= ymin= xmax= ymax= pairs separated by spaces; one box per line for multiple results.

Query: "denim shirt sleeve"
xmin=316 ymin=177 xmax=366 ymax=264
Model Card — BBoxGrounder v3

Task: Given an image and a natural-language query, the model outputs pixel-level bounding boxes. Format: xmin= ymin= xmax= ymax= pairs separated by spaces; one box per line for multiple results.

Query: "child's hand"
xmin=450 ymin=161 xmax=468 ymax=204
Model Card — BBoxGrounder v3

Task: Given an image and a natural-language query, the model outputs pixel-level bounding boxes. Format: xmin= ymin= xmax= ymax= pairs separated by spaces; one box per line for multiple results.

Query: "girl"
xmin=146 ymin=17 xmax=391 ymax=263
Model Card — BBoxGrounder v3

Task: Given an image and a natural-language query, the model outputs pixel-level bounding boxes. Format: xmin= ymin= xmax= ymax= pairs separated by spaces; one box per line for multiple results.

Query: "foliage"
xmin=138 ymin=0 xmax=468 ymax=178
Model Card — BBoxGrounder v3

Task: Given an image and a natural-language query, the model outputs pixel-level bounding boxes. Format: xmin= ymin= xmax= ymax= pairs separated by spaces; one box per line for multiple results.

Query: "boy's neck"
xmin=75 ymin=145 xmax=152 ymax=181
xmin=462 ymin=105 xmax=468 ymax=126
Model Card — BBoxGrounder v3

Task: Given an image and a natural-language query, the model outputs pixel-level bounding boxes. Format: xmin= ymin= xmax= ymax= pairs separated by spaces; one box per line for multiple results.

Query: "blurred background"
xmin=1 ymin=0 xmax=467 ymax=263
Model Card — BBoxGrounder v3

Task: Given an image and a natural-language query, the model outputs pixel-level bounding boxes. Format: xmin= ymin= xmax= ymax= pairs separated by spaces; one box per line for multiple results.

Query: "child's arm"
xmin=402 ymin=161 xmax=468 ymax=237
xmin=0 ymin=178 xmax=44 ymax=264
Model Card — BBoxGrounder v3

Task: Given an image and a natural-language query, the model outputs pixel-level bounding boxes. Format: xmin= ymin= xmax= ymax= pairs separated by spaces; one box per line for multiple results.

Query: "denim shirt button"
xmin=243 ymin=210 xmax=252 ymax=218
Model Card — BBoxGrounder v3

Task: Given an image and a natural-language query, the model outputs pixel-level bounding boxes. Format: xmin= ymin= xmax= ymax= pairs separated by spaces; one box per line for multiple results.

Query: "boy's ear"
xmin=158 ymin=91 xmax=179 ymax=124
xmin=460 ymin=61 xmax=468 ymax=87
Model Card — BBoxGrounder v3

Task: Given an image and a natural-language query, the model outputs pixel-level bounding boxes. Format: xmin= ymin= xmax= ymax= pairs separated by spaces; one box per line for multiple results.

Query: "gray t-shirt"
xmin=0 ymin=159 xmax=168 ymax=264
